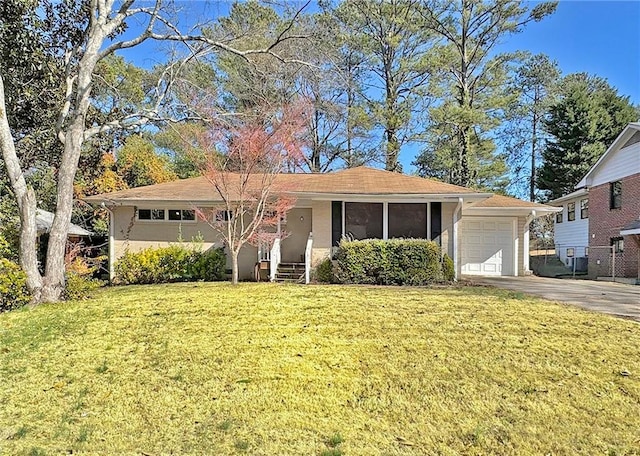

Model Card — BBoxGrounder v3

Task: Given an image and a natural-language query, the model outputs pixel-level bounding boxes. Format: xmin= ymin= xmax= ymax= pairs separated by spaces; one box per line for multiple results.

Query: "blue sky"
xmin=501 ymin=0 xmax=639 ymax=105
xmin=120 ymin=1 xmax=640 ymax=172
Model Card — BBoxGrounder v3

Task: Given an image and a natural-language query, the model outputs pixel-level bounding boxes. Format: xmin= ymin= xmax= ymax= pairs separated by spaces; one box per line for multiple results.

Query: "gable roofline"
xmin=576 ymin=122 xmax=640 ymax=188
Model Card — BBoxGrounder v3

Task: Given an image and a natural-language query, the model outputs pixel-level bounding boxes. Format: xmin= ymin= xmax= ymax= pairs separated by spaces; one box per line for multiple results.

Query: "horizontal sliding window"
xmin=138 ymin=209 xmax=165 ymax=221
xmin=215 ymin=210 xmax=233 ymax=222
xmin=169 ymin=209 xmax=195 ymax=221
xmin=137 ymin=208 xmax=195 ymax=222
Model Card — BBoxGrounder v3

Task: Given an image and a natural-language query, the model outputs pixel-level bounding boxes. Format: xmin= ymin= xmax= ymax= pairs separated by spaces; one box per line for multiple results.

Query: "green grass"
xmin=1 ymin=283 xmax=639 ymax=455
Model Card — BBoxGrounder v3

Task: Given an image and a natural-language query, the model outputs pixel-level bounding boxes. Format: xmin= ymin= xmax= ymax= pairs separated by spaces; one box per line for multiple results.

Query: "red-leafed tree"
xmin=188 ymin=103 xmax=309 ymax=284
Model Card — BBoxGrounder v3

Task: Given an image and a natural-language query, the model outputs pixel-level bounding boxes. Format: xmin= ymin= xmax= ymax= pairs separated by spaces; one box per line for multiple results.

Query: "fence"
xmin=529 ymin=244 xmax=588 ymax=278
xmin=554 ymin=244 xmax=589 ymax=273
xmin=589 ymin=245 xmax=624 ymax=281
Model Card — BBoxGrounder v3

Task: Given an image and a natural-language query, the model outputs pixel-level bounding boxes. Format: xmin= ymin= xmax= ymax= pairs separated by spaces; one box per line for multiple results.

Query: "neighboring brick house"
xmin=552 ymin=123 xmax=640 ymax=283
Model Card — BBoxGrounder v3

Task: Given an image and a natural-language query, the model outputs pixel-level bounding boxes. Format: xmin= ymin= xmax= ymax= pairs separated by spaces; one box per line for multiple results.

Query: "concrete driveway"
xmin=467 ymin=276 xmax=640 ymax=322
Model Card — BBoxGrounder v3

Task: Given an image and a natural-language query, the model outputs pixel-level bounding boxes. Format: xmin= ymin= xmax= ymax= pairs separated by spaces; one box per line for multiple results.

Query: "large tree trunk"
xmin=41 ymin=120 xmax=89 ymax=302
xmin=0 ymin=73 xmax=44 ymax=300
xmin=38 ymin=20 xmax=105 ymax=303
xmin=385 ymin=127 xmax=400 ymax=172
xmin=18 ymin=189 xmax=43 ymax=299
xmin=231 ymin=250 xmax=239 ymax=285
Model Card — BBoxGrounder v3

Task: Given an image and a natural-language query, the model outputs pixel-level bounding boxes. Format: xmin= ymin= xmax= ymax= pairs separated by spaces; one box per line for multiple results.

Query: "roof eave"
xmin=85 ymin=192 xmax=494 ymax=206
xmin=548 ymin=188 xmax=589 ymax=206
xmin=291 ymin=191 xmax=492 ymax=201
xmin=464 ymin=206 xmax=560 ymax=216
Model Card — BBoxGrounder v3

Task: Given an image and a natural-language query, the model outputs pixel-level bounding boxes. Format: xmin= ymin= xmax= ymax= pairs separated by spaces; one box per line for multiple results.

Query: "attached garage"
xmin=461 ymin=216 xmax=515 ymax=276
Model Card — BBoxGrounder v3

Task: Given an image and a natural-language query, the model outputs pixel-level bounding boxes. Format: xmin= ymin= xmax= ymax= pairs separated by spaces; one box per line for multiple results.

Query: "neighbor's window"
xmin=345 ymin=202 xmax=383 ymax=240
xmin=610 ymin=181 xmax=622 ymax=209
xmin=585 ymin=247 xmax=589 ymax=257
xmin=567 ymin=202 xmax=576 ymax=221
xmin=555 ymin=210 xmax=563 ymax=224
xmin=566 ymin=248 xmax=575 ymax=258
xmin=137 ymin=209 xmax=165 ymax=221
xmin=388 ymin=203 xmax=427 ymax=239
xmin=580 ymin=199 xmax=588 ymax=219
xmin=168 ymin=209 xmax=196 ymax=221
xmin=611 ymin=237 xmax=624 ymax=254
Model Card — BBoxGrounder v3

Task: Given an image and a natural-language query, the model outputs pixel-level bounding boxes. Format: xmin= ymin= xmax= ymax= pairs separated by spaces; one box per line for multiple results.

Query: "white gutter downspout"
xmin=453 ymin=197 xmax=463 ymax=281
xmin=523 ymin=210 xmax=536 ymax=274
xmin=102 ymin=203 xmax=115 ymax=283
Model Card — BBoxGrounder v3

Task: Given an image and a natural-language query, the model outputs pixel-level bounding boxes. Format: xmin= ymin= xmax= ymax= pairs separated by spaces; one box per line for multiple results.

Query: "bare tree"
xmin=0 ymin=0 xmax=310 ymax=303
xmin=187 ymin=103 xmax=309 ymax=284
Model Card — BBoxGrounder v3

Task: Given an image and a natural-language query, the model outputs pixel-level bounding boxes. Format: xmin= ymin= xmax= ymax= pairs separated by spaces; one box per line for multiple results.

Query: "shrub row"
xmin=114 ymin=244 xmax=226 ymax=285
xmin=331 ymin=238 xmax=454 ymax=286
xmin=0 ymin=258 xmax=30 ymax=312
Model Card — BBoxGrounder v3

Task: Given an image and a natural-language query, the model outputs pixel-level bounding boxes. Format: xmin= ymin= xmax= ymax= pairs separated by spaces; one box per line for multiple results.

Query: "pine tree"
xmin=538 ymin=73 xmax=639 ymax=200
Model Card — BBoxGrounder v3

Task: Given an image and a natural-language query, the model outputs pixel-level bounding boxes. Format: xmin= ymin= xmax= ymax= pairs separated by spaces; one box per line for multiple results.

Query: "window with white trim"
xmin=264 ymin=210 xmax=287 ymax=224
xmin=610 ymin=181 xmax=622 ymax=209
xmin=215 ymin=210 xmax=233 ymax=222
xmin=138 ymin=209 xmax=165 ymax=221
xmin=169 ymin=209 xmax=196 ymax=221
xmin=611 ymin=237 xmax=624 ymax=254
xmin=137 ymin=208 xmax=195 ymax=222
xmin=567 ymin=202 xmax=576 ymax=221
xmin=580 ymin=198 xmax=588 ymax=219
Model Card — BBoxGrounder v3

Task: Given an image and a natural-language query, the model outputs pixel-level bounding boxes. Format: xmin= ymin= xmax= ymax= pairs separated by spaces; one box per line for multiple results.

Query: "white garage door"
xmin=461 ymin=217 xmax=515 ymax=276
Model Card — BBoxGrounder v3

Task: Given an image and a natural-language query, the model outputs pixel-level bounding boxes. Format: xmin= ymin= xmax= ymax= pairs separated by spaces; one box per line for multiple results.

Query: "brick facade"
xmin=588 ymin=173 xmax=640 ymax=279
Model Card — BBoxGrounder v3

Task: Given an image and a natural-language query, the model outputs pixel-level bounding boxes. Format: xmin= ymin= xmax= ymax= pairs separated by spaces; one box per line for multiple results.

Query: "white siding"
xmin=554 ymin=196 xmax=589 ymax=265
xmin=589 ymin=142 xmax=640 ymax=187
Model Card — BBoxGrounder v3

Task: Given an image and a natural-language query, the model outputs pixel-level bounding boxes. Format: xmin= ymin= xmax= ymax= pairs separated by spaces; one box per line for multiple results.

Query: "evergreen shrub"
xmin=0 ymin=258 xmax=30 ymax=311
xmin=314 ymin=257 xmax=335 ymax=283
xmin=114 ymin=244 xmax=225 ymax=285
xmin=334 ymin=239 xmax=452 ymax=286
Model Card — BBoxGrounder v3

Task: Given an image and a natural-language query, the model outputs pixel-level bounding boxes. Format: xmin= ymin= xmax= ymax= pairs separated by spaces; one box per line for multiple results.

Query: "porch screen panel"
xmin=430 ymin=202 xmax=442 ymax=243
xmin=345 ymin=202 xmax=383 ymax=240
xmin=331 ymin=201 xmax=343 ymax=246
xmin=388 ymin=203 xmax=427 ymax=238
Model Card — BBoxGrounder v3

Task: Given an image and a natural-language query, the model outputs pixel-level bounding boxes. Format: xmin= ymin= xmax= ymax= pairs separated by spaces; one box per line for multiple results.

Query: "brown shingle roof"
xmin=469 ymin=194 xmax=553 ymax=209
xmin=85 ymin=166 xmax=478 ymax=204
xmin=297 ymin=167 xmax=475 ymax=194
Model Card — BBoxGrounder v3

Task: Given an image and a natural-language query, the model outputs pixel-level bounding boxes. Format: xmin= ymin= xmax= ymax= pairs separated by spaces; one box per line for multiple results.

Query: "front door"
xmin=280 ymin=208 xmax=312 ymax=263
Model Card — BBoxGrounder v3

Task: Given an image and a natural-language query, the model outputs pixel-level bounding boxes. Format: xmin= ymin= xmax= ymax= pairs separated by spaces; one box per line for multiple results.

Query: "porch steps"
xmin=274 ymin=262 xmax=305 ymax=283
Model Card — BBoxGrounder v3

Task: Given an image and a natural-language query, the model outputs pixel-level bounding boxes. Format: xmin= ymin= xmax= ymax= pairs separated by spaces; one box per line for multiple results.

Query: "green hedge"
xmin=63 ymin=272 xmax=104 ymax=301
xmin=313 ymin=257 xmax=336 ymax=283
xmin=0 ymin=258 xmax=30 ymax=311
xmin=114 ymin=244 xmax=226 ymax=285
xmin=334 ymin=239 xmax=452 ymax=286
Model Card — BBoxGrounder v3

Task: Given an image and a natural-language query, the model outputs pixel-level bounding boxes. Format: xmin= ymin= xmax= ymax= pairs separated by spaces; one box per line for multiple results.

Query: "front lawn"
xmin=1 ymin=283 xmax=638 ymax=455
